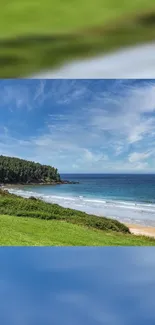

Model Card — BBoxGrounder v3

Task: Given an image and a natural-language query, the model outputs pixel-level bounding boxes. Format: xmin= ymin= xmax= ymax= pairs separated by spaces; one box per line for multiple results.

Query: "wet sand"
xmin=126 ymin=224 xmax=155 ymax=238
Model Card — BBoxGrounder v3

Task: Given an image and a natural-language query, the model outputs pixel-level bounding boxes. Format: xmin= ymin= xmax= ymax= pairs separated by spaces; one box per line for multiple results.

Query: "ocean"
xmin=7 ymin=174 xmax=155 ymax=226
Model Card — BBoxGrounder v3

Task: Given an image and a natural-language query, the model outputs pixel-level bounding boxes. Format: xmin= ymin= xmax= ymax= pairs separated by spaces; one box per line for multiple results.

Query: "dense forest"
xmin=0 ymin=155 xmax=61 ymax=184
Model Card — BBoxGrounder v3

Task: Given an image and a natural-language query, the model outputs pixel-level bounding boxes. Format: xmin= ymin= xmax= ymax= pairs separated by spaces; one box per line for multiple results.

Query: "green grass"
xmin=1 ymin=214 xmax=155 ymax=246
xmin=0 ymin=190 xmax=130 ymax=234
xmin=0 ymin=190 xmax=155 ymax=246
xmin=1 ymin=1 xmax=155 ymax=38
xmin=0 ymin=1 xmax=155 ymax=77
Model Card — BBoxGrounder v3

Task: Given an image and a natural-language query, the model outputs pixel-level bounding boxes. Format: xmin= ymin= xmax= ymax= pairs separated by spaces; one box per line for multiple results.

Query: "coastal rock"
xmin=61 ymin=180 xmax=79 ymax=184
xmin=0 ymin=188 xmax=9 ymax=195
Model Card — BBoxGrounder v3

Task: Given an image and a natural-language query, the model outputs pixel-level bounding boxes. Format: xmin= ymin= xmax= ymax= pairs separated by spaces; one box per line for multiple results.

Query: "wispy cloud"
xmin=1 ymin=79 xmax=155 ymax=172
xmin=128 ymin=150 xmax=154 ymax=163
xmin=34 ymin=80 xmax=46 ymax=102
xmin=0 ymin=80 xmax=49 ymax=112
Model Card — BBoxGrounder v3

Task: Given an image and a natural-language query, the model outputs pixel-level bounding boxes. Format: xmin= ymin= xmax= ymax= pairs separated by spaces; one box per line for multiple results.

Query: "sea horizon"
xmin=61 ymin=172 xmax=155 ymax=174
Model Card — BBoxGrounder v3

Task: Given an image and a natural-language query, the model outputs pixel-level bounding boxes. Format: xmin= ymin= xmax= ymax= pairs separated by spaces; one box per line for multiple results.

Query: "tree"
xmin=0 ymin=155 xmax=61 ymax=184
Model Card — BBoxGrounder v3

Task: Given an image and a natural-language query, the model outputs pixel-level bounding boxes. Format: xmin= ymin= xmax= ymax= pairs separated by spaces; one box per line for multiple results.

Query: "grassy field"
xmin=0 ymin=190 xmax=155 ymax=246
xmin=1 ymin=214 xmax=155 ymax=246
xmin=1 ymin=0 xmax=155 ymax=38
xmin=0 ymin=1 xmax=155 ymax=77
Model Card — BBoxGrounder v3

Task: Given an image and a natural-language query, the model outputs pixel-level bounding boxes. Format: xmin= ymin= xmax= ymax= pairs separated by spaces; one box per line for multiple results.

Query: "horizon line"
xmin=60 ymin=172 xmax=155 ymax=175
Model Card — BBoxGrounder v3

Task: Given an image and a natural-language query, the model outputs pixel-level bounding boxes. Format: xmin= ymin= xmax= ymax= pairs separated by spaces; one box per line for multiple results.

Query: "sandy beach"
xmin=126 ymin=224 xmax=155 ymax=238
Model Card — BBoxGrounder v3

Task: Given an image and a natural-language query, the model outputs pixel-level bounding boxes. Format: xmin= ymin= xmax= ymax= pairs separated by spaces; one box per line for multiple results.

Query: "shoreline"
xmin=126 ymin=223 xmax=155 ymax=238
xmin=0 ymin=180 xmax=79 ymax=188
xmin=0 ymin=183 xmax=59 ymax=188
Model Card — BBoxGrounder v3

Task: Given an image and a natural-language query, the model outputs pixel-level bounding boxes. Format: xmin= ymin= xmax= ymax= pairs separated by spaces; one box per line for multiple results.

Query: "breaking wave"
xmin=7 ymin=187 xmax=155 ymax=226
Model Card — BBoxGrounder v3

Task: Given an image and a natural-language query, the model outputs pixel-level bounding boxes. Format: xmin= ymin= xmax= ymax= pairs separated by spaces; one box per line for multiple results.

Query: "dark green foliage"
xmin=0 ymin=190 xmax=130 ymax=234
xmin=0 ymin=155 xmax=61 ymax=184
xmin=29 ymin=196 xmax=37 ymax=200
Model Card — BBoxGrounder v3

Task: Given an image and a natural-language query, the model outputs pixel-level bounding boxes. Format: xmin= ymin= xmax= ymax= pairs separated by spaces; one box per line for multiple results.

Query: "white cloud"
xmin=34 ymin=80 xmax=46 ymax=101
xmin=128 ymin=151 xmax=154 ymax=163
xmin=83 ymin=149 xmax=108 ymax=163
xmin=115 ymin=145 xmax=124 ymax=156
xmin=127 ymin=118 xmax=155 ymax=144
xmin=1 ymin=80 xmax=155 ymax=172
xmin=87 ymin=82 xmax=155 ymax=158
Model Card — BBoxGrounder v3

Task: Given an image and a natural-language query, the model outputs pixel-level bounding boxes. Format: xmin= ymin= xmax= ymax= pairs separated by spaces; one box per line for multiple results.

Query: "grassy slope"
xmin=0 ymin=1 xmax=155 ymax=77
xmin=0 ymin=191 xmax=130 ymax=233
xmin=0 ymin=190 xmax=155 ymax=246
xmin=1 ymin=1 xmax=155 ymax=38
xmin=1 ymin=214 xmax=155 ymax=246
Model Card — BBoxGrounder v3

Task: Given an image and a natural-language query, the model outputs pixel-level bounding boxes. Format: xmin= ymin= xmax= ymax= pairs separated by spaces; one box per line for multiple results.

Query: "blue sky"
xmin=1 ymin=79 xmax=155 ymax=173
xmin=0 ymin=247 xmax=155 ymax=325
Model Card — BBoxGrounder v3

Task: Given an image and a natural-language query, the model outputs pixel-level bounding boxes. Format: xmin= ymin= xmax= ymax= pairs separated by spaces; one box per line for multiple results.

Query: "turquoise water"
xmin=8 ymin=174 xmax=155 ymax=226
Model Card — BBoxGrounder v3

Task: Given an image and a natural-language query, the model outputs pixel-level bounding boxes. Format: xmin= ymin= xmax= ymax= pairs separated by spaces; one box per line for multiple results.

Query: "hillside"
xmin=1 ymin=214 xmax=155 ymax=246
xmin=0 ymin=0 xmax=155 ymax=78
xmin=0 ymin=189 xmax=155 ymax=246
xmin=0 ymin=155 xmax=61 ymax=184
xmin=0 ymin=189 xmax=129 ymax=234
